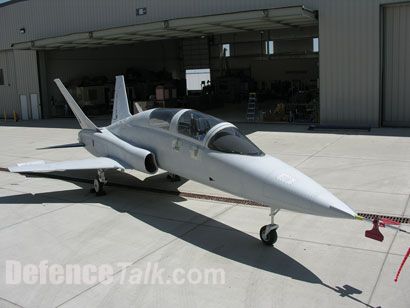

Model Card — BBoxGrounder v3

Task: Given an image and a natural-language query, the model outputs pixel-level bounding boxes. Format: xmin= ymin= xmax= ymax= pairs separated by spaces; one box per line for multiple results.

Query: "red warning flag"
xmin=395 ymin=248 xmax=410 ymax=283
xmin=380 ymin=218 xmax=401 ymax=227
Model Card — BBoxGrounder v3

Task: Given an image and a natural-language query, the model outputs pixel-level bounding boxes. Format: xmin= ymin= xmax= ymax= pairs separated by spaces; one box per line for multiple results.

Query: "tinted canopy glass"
xmin=208 ymin=127 xmax=264 ymax=156
xmin=149 ymin=108 xmax=179 ymax=130
xmin=178 ymin=110 xmax=222 ymax=141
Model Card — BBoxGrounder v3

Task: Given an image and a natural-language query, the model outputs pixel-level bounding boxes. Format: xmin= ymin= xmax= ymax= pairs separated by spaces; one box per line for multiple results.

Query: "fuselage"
xmin=79 ymin=108 xmax=356 ymax=220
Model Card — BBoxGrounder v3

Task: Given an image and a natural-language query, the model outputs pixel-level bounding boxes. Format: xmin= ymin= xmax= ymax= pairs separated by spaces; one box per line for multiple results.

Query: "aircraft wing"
xmin=8 ymin=157 xmax=127 ymax=173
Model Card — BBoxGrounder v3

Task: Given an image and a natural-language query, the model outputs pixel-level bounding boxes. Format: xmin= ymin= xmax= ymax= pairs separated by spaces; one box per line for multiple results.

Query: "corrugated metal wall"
xmin=382 ymin=3 xmax=410 ymax=127
xmin=0 ymin=0 xmax=408 ymax=125
xmin=0 ymin=50 xmax=18 ymax=117
xmin=319 ymin=0 xmax=381 ymax=126
xmin=1 ymin=0 xmax=311 ymax=51
xmin=0 ymin=50 xmax=40 ymax=118
xmin=14 ymin=50 xmax=40 ymax=96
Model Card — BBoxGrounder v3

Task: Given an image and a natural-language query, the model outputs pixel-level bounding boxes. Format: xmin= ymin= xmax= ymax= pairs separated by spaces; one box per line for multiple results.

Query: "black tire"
xmin=93 ymin=178 xmax=101 ymax=193
xmin=93 ymin=178 xmax=105 ymax=196
xmin=260 ymin=226 xmax=278 ymax=246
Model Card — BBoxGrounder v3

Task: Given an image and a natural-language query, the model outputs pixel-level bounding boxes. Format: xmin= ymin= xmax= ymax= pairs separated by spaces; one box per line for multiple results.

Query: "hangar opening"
xmin=13 ymin=6 xmax=319 ymax=124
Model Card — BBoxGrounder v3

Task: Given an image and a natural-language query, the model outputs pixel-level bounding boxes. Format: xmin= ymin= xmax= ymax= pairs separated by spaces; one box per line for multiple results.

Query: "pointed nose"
xmin=230 ymin=154 xmax=358 ymax=219
xmin=260 ymin=158 xmax=357 ymax=219
xmin=315 ymin=192 xmax=357 ymax=219
xmin=328 ymin=205 xmax=357 ymax=219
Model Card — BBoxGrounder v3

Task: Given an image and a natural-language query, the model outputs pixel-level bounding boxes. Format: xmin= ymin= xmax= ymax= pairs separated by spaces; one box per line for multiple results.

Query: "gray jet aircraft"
xmin=9 ymin=76 xmax=361 ymax=245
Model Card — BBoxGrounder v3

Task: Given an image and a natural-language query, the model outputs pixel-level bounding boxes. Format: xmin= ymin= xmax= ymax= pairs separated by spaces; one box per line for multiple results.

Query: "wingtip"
xmin=7 ymin=166 xmax=20 ymax=173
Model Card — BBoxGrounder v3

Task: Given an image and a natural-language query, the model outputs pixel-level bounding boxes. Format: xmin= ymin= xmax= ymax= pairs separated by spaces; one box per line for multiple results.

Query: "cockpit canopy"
xmin=149 ymin=108 xmax=179 ymax=130
xmin=149 ymin=109 xmax=221 ymax=139
xmin=148 ymin=108 xmax=264 ymax=156
xmin=177 ymin=110 xmax=222 ymax=141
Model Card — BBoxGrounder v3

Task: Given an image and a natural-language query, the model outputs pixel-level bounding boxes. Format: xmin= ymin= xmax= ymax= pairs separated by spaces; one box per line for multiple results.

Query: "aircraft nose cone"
xmin=315 ymin=192 xmax=357 ymax=219
xmin=261 ymin=161 xmax=357 ymax=219
xmin=329 ymin=205 xmax=357 ymax=219
xmin=243 ymin=154 xmax=357 ymax=219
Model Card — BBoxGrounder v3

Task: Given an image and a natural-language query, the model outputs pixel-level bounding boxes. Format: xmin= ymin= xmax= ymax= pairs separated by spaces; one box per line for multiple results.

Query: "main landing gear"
xmin=166 ymin=173 xmax=181 ymax=182
xmin=91 ymin=169 xmax=107 ymax=196
xmin=260 ymin=209 xmax=279 ymax=246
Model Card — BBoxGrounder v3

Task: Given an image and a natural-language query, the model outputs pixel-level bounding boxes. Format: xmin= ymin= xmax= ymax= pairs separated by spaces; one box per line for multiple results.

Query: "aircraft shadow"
xmin=0 ymin=179 xmax=381 ymax=307
xmin=0 ymin=182 xmax=320 ymax=284
xmin=45 ymin=169 xmax=190 ymax=193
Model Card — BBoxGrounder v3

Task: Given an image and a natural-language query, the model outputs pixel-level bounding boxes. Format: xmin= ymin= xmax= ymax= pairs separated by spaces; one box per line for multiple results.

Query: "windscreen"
xmin=208 ymin=127 xmax=264 ymax=156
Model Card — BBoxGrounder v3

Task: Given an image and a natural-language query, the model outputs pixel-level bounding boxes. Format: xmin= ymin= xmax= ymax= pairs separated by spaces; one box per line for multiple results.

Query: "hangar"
xmin=0 ymin=0 xmax=410 ymax=127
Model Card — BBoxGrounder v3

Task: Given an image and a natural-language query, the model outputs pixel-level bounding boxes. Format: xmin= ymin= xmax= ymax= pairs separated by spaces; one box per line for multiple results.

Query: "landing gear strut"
xmin=260 ymin=209 xmax=279 ymax=246
xmin=91 ymin=169 xmax=107 ymax=196
xmin=166 ymin=173 xmax=181 ymax=182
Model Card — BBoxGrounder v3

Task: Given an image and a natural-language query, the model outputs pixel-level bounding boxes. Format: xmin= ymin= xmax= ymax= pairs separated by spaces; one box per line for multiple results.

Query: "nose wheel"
xmin=260 ymin=225 xmax=278 ymax=245
xmin=91 ymin=169 xmax=107 ymax=196
xmin=260 ymin=209 xmax=279 ymax=246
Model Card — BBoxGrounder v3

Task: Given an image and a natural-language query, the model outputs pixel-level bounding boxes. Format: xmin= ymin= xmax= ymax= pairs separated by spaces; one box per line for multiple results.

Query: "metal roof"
xmin=11 ymin=6 xmax=317 ymax=50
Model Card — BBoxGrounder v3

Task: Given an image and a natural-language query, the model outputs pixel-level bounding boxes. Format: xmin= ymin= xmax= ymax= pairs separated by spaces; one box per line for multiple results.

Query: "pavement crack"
xmin=0 ymin=203 xmax=76 ymax=232
xmin=295 ymin=135 xmax=345 ymax=168
xmin=55 ymin=204 xmax=236 ymax=308
xmin=0 ymin=296 xmax=25 ymax=308
xmin=280 ymin=235 xmax=403 ymax=257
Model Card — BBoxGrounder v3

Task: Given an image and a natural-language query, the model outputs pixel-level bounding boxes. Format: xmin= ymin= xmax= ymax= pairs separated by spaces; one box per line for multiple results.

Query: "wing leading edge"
xmin=8 ymin=157 xmax=127 ymax=173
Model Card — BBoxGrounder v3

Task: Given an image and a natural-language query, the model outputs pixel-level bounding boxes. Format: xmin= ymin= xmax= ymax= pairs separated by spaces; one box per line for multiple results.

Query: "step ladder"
xmin=246 ymin=93 xmax=257 ymax=121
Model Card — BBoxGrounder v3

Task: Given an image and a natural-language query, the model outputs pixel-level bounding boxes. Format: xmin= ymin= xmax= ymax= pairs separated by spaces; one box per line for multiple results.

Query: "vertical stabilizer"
xmin=112 ymin=75 xmax=132 ymax=124
xmin=54 ymin=79 xmax=98 ymax=131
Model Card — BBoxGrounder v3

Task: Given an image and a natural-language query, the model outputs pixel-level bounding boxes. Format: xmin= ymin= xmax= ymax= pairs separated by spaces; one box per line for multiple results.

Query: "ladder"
xmin=247 ymin=93 xmax=257 ymax=121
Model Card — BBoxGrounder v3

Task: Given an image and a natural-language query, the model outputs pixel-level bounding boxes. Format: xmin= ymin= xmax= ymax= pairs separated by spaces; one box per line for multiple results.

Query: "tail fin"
xmin=112 ymin=75 xmax=132 ymax=124
xmin=54 ymin=79 xmax=99 ymax=131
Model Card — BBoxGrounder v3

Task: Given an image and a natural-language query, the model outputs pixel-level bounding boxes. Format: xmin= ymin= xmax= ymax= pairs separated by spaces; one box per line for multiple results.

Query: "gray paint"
xmin=10 ymin=76 xmax=358 ymax=221
xmin=0 ymin=0 xmax=408 ymax=126
xmin=383 ymin=3 xmax=410 ymax=127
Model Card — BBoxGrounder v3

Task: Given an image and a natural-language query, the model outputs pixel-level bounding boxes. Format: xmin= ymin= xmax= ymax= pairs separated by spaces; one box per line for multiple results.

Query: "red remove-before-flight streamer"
xmin=394 ymin=247 xmax=410 ymax=282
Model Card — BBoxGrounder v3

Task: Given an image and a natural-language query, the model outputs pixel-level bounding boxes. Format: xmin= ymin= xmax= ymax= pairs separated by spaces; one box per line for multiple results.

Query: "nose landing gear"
xmin=260 ymin=209 xmax=279 ymax=246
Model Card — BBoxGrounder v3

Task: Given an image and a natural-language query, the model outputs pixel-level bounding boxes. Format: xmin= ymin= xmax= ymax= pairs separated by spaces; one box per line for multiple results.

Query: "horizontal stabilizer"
xmin=134 ymin=102 xmax=143 ymax=114
xmin=37 ymin=143 xmax=85 ymax=150
xmin=8 ymin=157 xmax=127 ymax=173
